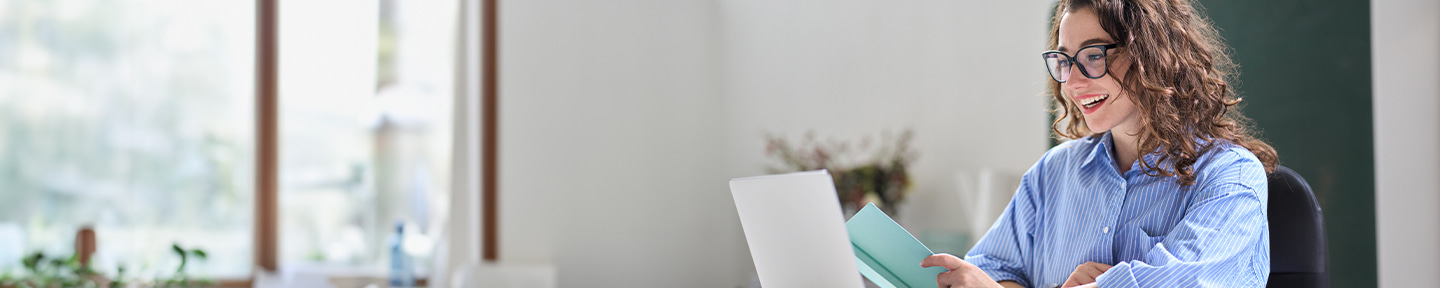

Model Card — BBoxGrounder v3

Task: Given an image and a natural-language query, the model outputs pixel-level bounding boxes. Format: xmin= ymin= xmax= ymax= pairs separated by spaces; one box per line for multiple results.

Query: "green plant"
xmin=158 ymin=244 xmax=213 ymax=288
xmin=5 ymin=243 xmax=215 ymax=288
xmin=4 ymin=252 xmax=100 ymax=288
xmin=1 ymin=270 xmax=16 ymax=287
xmin=108 ymin=266 xmax=124 ymax=288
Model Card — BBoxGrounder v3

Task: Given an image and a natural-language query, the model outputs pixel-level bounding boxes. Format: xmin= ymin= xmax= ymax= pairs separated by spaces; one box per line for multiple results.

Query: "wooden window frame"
xmin=255 ymin=0 xmax=279 ymax=273
xmin=481 ymin=0 xmax=499 ymax=262
xmin=252 ymin=0 xmax=500 ymax=280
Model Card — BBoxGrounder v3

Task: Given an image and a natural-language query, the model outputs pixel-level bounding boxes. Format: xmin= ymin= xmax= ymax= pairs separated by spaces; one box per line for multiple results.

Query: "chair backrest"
xmin=1266 ymin=165 xmax=1329 ymax=288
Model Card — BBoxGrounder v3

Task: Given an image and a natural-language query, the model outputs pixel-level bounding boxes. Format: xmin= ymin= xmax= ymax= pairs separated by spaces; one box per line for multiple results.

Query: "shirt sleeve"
xmin=964 ymin=165 xmax=1042 ymax=288
xmin=1095 ymin=152 xmax=1271 ymax=288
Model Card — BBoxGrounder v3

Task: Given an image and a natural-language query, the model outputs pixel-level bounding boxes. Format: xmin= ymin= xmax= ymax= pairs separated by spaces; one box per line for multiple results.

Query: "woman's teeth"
xmin=1080 ymin=94 xmax=1109 ymax=108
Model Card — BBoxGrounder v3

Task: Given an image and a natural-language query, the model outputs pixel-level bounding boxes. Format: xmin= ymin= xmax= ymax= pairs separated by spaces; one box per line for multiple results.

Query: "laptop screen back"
xmin=729 ymin=170 xmax=863 ymax=288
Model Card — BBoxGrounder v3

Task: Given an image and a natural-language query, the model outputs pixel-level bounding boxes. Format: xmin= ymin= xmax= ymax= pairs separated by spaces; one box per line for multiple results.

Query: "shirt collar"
xmin=1081 ymin=132 xmax=1114 ymax=170
xmin=1086 ymin=132 xmax=1210 ymax=175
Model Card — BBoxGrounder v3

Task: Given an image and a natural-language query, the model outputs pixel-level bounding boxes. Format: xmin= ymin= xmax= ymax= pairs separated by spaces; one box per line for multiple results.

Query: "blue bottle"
xmin=389 ymin=222 xmax=415 ymax=287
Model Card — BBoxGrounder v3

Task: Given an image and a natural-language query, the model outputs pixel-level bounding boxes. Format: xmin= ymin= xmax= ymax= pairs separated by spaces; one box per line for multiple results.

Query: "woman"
xmin=920 ymin=0 xmax=1278 ymax=287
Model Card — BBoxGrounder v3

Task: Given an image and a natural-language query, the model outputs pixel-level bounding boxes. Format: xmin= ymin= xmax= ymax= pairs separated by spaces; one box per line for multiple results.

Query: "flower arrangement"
xmin=765 ymin=129 xmax=916 ymax=215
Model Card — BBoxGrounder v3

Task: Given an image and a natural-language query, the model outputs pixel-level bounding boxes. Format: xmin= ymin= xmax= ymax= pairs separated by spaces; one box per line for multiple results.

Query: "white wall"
xmin=499 ymin=0 xmax=731 ymax=286
xmin=497 ymin=1 xmax=1051 ymax=287
xmin=716 ymin=0 xmax=1051 ymax=282
xmin=1373 ymin=0 xmax=1440 ymax=286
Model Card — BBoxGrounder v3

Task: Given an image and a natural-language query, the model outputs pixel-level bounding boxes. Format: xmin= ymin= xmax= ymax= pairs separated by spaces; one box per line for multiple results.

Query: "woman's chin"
xmin=1083 ymin=122 xmax=1112 ymax=134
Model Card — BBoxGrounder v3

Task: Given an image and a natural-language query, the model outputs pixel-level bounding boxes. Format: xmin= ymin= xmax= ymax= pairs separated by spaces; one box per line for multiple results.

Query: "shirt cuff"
xmin=1094 ymin=261 xmax=1137 ymax=288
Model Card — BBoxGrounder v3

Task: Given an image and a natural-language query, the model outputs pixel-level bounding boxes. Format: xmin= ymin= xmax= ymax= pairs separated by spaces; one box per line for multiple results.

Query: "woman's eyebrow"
xmin=1058 ymin=38 xmax=1113 ymax=52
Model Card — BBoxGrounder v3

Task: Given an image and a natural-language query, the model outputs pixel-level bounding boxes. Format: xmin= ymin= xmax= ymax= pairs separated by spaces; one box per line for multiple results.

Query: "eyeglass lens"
xmin=1043 ymin=46 xmax=1109 ymax=83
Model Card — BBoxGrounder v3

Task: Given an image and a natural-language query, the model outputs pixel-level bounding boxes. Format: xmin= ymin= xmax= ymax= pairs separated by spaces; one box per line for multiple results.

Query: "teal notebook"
xmin=846 ymin=203 xmax=948 ymax=288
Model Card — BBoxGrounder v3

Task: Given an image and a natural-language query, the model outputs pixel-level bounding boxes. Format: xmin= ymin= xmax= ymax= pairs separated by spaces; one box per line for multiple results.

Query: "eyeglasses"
xmin=1041 ymin=44 xmax=1119 ymax=83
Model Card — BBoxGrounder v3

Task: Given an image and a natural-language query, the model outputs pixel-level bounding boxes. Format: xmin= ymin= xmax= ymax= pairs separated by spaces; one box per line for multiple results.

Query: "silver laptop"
xmin=730 ymin=170 xmax=863 ymax=288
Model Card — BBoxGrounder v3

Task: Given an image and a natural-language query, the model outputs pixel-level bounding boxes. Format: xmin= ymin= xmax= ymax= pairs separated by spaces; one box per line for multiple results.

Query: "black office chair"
xmin=1266 ymin=165 xmax=1328 ymax=288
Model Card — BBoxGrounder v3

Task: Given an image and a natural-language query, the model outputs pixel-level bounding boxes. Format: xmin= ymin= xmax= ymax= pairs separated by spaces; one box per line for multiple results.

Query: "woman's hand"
xmin=919 ymin=253 xmax=1003 ymax=288
xmin=1061 ymin=261 xmax=1112 ymax=287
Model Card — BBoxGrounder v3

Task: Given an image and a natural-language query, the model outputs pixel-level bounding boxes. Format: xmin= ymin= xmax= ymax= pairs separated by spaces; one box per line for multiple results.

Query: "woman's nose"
xmin=1063 ymin=66 xmax=1091 ymax=89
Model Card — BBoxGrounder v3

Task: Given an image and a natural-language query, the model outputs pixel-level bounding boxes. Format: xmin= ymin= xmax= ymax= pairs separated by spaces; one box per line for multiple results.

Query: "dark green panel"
xmin=1200 ymin=0 xmax=1374 ymax=287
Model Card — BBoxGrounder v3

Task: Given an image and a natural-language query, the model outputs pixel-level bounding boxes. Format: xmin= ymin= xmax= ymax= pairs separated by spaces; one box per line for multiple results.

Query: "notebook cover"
xmin=846 ymin=203 xmax=948 ymax=288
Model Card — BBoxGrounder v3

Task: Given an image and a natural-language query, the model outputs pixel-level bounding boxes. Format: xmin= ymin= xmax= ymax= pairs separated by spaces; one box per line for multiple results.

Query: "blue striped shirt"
xmin=964 ymin=132 xmax=1270 ymax=288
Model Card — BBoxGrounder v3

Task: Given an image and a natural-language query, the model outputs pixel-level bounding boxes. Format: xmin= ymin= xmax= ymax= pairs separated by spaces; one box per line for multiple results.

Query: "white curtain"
xmin=435 ymin=0 xmax=484 ymax=287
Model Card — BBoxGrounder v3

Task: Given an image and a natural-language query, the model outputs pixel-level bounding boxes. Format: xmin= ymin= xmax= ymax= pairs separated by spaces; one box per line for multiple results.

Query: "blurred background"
xmin=0 ymin=0 xmax=1435 ymax=287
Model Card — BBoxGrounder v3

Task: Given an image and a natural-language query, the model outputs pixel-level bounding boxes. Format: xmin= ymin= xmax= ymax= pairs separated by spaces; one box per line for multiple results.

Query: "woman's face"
xmin=1058 ymin=8 xmax=1140 ymax=134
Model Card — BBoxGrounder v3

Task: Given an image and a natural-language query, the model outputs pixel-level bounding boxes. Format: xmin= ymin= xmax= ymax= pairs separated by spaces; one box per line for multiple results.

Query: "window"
xmin=278 ymin=0 xmax=456 ymax=275
xmin=0 ymin=0 xmax=256 ymax=278
xmin=0 ymin=0 xmax=460 ymax=281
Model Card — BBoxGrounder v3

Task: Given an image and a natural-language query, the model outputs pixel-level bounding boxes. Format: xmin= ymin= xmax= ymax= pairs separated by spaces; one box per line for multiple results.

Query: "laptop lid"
xmin=729 ymin=170 xmax=863 ymax=288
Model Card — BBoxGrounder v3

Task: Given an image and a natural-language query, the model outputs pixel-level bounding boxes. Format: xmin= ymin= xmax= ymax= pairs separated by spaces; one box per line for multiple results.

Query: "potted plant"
xmin=765 ymin=129 xmax=916 ymax=216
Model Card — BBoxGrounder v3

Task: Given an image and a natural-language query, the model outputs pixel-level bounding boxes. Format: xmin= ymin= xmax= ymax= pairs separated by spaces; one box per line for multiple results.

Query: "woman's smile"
xmin=1077 ymin=93 xmax=1109 ymax=114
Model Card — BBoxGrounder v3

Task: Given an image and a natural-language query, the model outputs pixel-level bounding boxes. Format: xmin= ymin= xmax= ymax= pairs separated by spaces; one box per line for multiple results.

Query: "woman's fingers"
xmin=1087 ymin=262 xmax=1113 ymax=272
xmin=920 ymin=253 xmax=965 ymax=271
xmin=1061 ymin=265 xmax=1086 ymax=287
xmin=1062 ymin=262 xmax=1113 ymax=287
xmin=923 ymin=254 xmax=1002 ymax=288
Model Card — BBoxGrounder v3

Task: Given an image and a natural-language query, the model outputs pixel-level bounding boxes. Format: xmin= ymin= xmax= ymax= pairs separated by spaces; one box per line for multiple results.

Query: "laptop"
xmin=729 ymin=170 xmax=864 ymax=288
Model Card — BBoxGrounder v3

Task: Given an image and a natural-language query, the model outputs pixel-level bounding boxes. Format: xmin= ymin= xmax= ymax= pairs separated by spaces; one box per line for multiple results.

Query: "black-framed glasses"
xmin=1041 ymin=44 xmax=1119 ymax=83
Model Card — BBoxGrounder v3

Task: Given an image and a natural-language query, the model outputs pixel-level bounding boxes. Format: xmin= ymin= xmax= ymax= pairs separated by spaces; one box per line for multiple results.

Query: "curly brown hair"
xmin=1047 ymin=0 xmax=1278 ymax=185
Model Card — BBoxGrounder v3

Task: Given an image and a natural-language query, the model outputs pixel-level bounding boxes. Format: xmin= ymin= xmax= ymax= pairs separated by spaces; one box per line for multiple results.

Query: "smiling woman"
xmin=922 ymin=0 xmax=1279 ymax=287
xmin=1044 ymin=0 xmax=1278 ymax=184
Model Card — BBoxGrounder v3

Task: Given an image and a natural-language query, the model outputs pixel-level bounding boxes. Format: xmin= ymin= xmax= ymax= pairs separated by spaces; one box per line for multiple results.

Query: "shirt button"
xmin=1102 ymin=226 xmax=1110 ymax=233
